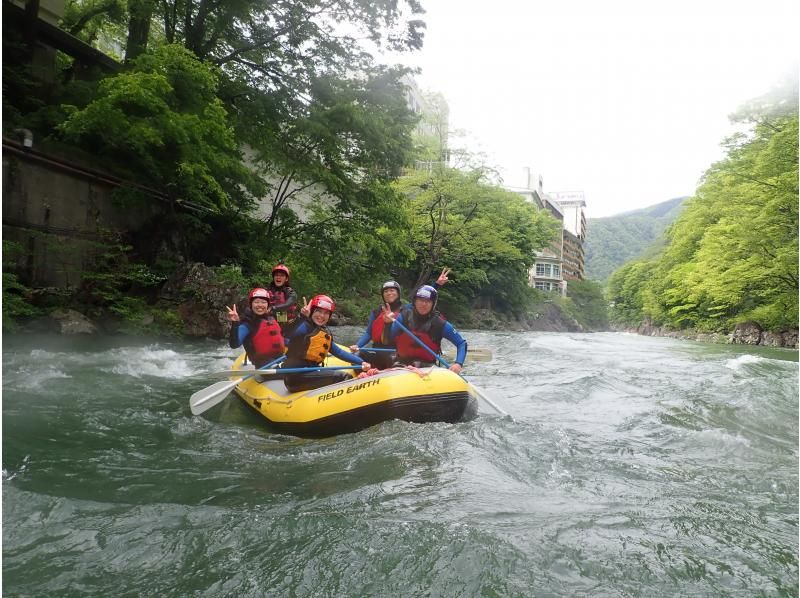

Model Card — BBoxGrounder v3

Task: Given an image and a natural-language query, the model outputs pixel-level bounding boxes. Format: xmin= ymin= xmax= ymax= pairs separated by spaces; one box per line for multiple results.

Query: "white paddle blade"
xmin=443 ymin=347 xmax=493 ymax=362
xmin=468 ymin=383 xmax=508 ymax=417
xmin=190 ymin=379 xmax=242 ymax=415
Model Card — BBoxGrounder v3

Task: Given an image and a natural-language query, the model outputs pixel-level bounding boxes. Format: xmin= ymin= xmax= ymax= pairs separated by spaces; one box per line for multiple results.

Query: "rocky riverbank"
xmin=21 ymin=262 xmax=588 ymax=338
xmin=621 ymin=320 xmax=798 ymax=349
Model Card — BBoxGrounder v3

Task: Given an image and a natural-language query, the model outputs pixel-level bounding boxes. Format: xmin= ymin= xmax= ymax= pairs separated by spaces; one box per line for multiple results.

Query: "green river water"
xmin=2 ymin=330 xmax=798 ymax=596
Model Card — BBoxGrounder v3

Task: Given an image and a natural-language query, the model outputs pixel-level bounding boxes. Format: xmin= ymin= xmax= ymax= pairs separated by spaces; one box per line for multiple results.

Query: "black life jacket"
xmin=268 ymin=284 xmax=298 ymax=324
xmin=286 ymin=322 xmax=333 ymax=366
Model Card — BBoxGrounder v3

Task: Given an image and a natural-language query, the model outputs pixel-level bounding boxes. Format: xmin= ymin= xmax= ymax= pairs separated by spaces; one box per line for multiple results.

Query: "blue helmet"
xmin=414 ymin=285 xmax=438 ymax=304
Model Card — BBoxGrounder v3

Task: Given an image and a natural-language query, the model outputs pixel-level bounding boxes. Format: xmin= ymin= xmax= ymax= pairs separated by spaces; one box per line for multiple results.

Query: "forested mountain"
xmin=607 ymin=75 xmax=798 ymax=334
xmin=585 ymin=197 xmax=688 ymax=281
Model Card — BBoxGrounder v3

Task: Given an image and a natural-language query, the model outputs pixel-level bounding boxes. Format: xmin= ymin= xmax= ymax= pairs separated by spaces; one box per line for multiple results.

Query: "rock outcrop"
xmin=49 ymin=309 xmax=98 ymax=335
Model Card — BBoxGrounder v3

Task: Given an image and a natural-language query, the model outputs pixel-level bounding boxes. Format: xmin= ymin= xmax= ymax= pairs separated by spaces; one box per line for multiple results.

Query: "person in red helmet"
xmin=226 ymin=288 xmax=286 ymax=367
xmin=281 ymin=294 xmax=370 ymax=392
xmin=267 ymin=262 xmax=298 ymax=333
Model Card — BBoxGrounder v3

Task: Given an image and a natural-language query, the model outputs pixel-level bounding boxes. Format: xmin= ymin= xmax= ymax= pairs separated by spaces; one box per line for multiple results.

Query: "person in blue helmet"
xmin=350 ymin=268 xmax=451 ymax=369
xmin=381 ymin=282 xmax=467 ymax=373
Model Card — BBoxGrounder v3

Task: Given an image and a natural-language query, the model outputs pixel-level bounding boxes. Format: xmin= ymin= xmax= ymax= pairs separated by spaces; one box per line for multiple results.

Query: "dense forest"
xmin=3 ymin=0 xmax=590 ymax=333
xmin=585 ymin=197 xmax=687 ymax=281
xmin=607 ymin=76 xmax=799 ymax=334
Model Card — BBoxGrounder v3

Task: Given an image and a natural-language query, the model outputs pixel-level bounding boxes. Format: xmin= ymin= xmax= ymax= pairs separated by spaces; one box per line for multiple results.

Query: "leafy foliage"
xmin=58 ymin=45 xmax=258 ymax=213
xmin=394 ymin=167 xmax=561 ymax=317
xmin=2 ymin=241 xmax=38 ymax=331
xmin=608 ymin=76 xmax=798 ymax=333
xmin=564 ymin=279 xmax=609 ymax=330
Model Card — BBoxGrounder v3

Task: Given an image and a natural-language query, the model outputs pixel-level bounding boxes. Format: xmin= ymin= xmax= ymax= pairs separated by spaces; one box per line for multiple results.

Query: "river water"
xmin=2 ymin=330 xmax=798 ymax=596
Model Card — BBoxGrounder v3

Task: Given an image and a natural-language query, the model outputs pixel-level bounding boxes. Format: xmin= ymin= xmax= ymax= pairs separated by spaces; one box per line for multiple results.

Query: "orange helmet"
xmin=271 ymin=263 xmax=290 ymax=279
xmin=248 ymin=287 xmax=271 ymax=305
xmin=309 ymin=294 xmax=335 ymax=313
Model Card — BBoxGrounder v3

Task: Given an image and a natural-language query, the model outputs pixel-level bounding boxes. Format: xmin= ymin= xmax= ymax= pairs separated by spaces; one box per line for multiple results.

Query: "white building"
xmin=549 ymin=191 xmax=587 ymax=241
xmin=504 ymin=168 xmax=567 ymax=295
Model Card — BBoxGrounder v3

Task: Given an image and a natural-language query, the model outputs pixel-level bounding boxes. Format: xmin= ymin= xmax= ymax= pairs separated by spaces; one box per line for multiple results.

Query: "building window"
xmin=535 ymin=263 xmax=546 ymax=276
xmin=535 ymin=282 xmax=548 ymax=291
xmin=553 ymin=264 xmax=560 ymax=277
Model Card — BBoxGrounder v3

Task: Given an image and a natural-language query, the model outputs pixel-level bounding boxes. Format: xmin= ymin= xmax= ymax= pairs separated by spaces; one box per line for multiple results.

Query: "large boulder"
xmin=49 ymin=309 xmax=98 ymax=335
xmin=782 ymin=330 xmax=799 ymax=349
xmin=729 ymin=322 xmax=762 ymax=345
xmin=160 ymin=262 xmax=243 ymax=338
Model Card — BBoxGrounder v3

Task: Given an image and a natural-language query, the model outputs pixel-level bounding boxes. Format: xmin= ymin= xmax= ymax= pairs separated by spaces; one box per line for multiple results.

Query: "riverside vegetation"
xmin=607 ymin=75 xmax=798 ymax=345
xmin=2 ymin=1 xmax=597 ymax=336
xmin=2 ymin=4 xmax=796 ymax=344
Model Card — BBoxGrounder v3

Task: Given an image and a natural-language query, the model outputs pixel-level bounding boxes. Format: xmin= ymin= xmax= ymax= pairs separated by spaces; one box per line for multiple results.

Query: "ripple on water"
xmin=2 ymin=332 xmax=797 ymax=596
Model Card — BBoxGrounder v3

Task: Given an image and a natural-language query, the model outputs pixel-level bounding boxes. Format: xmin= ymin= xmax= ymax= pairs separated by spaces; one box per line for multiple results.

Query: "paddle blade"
xmin=443 ymin=347 xmax=493 ymax=362
xmin=189 ymin=378 xmax=242 ymax=415
xmin=468 ymin=382 xmax=508 ymax=417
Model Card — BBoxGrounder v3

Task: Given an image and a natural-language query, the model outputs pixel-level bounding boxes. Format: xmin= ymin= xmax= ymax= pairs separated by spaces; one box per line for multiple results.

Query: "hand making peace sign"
xmin=436 ymin=267 xmax=451 ymax=286
xmin=300 ymin=296 xmax=310 ymax=318
xmin=226 ymin=303 xmax=240 ymax=322
xmin=381 ymin=302 xmax=396 ymax=324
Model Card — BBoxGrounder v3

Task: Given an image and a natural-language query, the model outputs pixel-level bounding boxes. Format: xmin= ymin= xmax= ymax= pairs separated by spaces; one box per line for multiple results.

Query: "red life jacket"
xmin=369 ymin=304 xmax=401 ymax=344
xmin=243 ymin=317 xmax=285 ymax=367
xmin=269 ymin=285 xmax=298 ymax=324
xmin=394 ymin=306 xmax=446 ymax=363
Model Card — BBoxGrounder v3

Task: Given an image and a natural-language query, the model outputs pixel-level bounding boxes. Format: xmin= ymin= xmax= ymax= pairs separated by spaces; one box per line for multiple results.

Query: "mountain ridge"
xmin=585 ymin=196 xmax=689 ymax=282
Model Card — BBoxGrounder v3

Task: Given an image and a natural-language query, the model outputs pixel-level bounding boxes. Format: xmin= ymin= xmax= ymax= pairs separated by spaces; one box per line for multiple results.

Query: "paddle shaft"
xmin=390 ymin=317 xmax=508 ymax=416
xmin=190 ymin=355 xmax=286 ymax=415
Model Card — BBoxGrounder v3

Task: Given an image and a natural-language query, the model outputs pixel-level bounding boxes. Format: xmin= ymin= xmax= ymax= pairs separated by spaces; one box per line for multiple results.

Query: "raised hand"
xmin=436 ymin=267 xmax=451 ymax=286
xmin=300 ymin=296 xmax=310 ymax=317
xmin=381 ymin=302 xmax=396 ymax=324
xmin=226 ymin=304 xmax=240 ymax=322
xmin=349 ymin=345 xmax=360 ymax=353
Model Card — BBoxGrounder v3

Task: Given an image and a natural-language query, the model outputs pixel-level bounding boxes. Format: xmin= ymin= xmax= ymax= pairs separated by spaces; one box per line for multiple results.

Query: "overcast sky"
xmin=385 ymin=0 xmax=798 ymax=218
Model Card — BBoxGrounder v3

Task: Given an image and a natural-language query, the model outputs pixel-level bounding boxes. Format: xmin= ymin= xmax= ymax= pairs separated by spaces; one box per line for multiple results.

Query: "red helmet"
xmin=309 ymin=294 xmax=335 ymax=314
xmin=271 ymin=263 xmax=290 ymax=279
xmin=248 ymin=287 xmax=270 ymax=305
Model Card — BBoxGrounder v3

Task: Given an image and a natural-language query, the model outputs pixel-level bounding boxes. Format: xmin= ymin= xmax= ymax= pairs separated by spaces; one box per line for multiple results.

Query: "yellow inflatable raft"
xmin=230 ymin=351 xmax=478 ymax=437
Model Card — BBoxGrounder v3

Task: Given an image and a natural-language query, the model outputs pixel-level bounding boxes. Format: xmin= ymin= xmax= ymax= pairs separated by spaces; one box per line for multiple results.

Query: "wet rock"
xmin=729 ymin=322 xmax=762 ymax=345
xmin=761 ymin=330 xmax=784 ymax=347
xmin=160 ymin=262 xmax=244 ymax=338
xmin=49 ymin=308 xmax=98 ymax=335
xmin=782 ymin=330 xmax=798 ymax=349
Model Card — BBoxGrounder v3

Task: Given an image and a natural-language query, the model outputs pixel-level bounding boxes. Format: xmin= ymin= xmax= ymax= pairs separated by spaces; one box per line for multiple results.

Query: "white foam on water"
xmin=695 ymin=428 xmax=752 ymax=449
xmin=111 ymin=358 xmax=194 ymax=379
xmin=3 ymin=455 xmax=30 ymax=481
xmin=724 ymin=354 xmax=764 ymax=371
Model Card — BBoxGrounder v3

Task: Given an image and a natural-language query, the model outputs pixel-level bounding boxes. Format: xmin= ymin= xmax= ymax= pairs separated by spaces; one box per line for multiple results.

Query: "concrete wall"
xmin=2 ymin=140 xmax=164 ymax=287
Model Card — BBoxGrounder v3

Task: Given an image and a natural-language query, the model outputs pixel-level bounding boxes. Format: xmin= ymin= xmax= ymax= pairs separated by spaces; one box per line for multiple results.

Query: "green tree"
xmin=565 ymin=279 xmax=608 ymax=330
xmin=58 ymin=44 xmax=258 ymax=214
xmin=394 ymin=167 xmax=560 ymax=317
xmin=607 ymin=74 xmax=798 ymax=333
